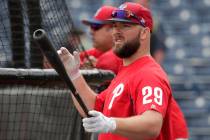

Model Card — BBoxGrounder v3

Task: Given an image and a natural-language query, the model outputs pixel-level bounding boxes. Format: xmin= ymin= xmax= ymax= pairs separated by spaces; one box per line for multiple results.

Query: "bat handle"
xmin=74 ymin=91 xmax=92 ymax=117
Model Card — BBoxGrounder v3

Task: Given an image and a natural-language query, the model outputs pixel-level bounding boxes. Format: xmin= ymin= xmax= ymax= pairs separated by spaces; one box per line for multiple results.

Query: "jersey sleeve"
xmin=80 ymin=49 xmax=103 ymax=61
xmin=132 ymin=72 xmax=171 ymax=117
xmin=94 ymin=89 xmax=108 ymax=112
xmin=171 ymin=98 xmax=189 ymax=138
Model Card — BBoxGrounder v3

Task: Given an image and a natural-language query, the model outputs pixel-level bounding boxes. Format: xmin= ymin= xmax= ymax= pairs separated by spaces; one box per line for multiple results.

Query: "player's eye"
xmin=122 ymin=24 xmax=132 ymax=28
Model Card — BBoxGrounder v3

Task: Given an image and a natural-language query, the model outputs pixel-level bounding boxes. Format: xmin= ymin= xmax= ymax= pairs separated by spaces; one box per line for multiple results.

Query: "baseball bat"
xmin=33 ymin=29 xmax=90 ymax=117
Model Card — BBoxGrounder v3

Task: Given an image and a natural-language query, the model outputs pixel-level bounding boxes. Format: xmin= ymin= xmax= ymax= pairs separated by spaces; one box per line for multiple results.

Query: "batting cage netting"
xmin=0 ymin=0 xmax=115 ymax=139
xmin=0 ymin=68 xmax=114 ymax=140
xmin=0 ymin=0 xmax=87 ymax=68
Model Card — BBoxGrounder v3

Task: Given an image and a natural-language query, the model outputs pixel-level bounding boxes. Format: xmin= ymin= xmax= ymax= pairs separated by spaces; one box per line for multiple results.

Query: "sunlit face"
xmin=112 ymin=22 xmax=142 ymax=58
xmin=90 ymin=24 xmax=113 ymax=52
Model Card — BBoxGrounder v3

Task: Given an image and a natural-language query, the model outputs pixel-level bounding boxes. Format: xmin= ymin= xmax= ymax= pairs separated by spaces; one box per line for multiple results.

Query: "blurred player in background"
xmin=80 ymin=6 xmax=123 ymax=73
xmin=80 ymin=5 xmax=117 ymax=68
xmin=150 ymin=33 xmax=167 ymax=65
xmin=58 ymin=2 xmax=178 ymax=139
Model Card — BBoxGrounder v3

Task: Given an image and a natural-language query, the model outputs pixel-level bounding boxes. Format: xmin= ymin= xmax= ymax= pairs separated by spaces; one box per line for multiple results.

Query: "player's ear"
xmin=140 ymin=27 xmax=150 ymax=40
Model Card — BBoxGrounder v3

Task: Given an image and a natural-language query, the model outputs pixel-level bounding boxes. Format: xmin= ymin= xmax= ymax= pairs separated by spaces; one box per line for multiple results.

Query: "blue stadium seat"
xmin=201 ymin=91 xmax=210 ymax=99
xmin=173 ymin=91 xmax=197 ymax=100
xmin=189 ymin=127 xmax=210 ymax=137
xmin=187 ymin=115 xmax=210 ymax=127
xmin=182 ymin=108 xmax=208 ymax=118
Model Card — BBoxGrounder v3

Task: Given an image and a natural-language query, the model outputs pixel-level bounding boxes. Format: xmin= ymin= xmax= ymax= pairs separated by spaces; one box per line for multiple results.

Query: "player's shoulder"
xmin=138 ymin=56 xmax=164 ymax=72
xmin=136 ymin=57 xmax=170 ymax=83
xmin=87 ymin=48 xmax=102 ymax=55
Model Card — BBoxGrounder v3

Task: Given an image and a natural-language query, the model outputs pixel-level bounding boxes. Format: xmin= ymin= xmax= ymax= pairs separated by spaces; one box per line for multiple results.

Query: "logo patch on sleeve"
xmin=151 ymin=104 xmax=156 ymax=109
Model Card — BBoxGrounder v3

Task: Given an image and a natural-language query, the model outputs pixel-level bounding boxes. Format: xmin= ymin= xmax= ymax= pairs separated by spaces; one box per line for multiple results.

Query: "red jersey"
xmin=80 ymin=48 xmax=104 ymax=65
xmin=171 ymin=98 xmax=189 ymax=139
xmin=94 ymin=56 xmax=174 ymax=140
xmin=95 ymin=51 xmax=189 ymax=139
xmin=96 ymin=50 xmax=123 ymax=74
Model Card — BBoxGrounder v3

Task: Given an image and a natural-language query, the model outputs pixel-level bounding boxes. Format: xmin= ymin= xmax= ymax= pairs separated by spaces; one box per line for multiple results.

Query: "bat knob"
xmin=33 ymin=29 xmax=46 ymax=40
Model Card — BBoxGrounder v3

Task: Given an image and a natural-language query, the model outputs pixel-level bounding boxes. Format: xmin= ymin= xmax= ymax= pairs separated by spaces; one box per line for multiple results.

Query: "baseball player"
xmin=58 ymin=2 xmax=177 ymax=140
xmin=94 ymin=38 xmax=189 ymax=140
xmin=79 ymin=5 xmax=123 ymax=74
xmin=92 ymin=3 xmax=189 ymax=140
xmin=80 ymin=6 xmax=117 ymax=68
xmin=95 ymin=28 xmax=189 ymax=140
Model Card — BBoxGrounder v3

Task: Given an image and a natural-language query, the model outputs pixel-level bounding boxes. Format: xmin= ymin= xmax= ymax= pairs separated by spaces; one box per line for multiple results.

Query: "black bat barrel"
xmin=33 ymin=29 xmax=67 ymax=77
xmin=33 ymin=29 xmax=90 ymax=117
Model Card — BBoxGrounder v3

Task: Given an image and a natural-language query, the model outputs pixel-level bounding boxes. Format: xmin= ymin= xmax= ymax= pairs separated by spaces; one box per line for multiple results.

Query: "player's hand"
xmin=57 ymin=47 xmax=81 ymax=80
xmin=81 ymin=56 xmax=98 ymax=69
xmin=82 ymin=110 xmax=116 ymax=133
xmin=43 ymin=56 xmax=52 ymax=69
xmin=88 ymin=56 xmax=97 ymax=66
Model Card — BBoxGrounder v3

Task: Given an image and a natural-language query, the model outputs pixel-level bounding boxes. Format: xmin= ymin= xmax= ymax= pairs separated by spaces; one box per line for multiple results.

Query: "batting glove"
xmin=82 ymin=110 xmax=116 ymax=133
xmin=57 ymin=47 xmax=81 ymax=80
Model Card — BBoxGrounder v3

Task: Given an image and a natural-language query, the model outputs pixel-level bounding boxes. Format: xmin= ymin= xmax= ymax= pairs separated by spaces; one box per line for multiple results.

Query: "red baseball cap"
xmin=109 ymin=2 xmax=153 ymax=32
xmin=82 ymin=6 xmax=117 ymax=25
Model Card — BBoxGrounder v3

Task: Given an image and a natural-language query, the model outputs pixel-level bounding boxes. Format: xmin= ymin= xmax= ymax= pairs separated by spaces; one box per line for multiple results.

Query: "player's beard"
xmin=113 ymin=32 xmax=141 ymax=58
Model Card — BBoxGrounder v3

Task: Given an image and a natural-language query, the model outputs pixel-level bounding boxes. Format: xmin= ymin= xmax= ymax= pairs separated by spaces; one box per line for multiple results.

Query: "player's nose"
xmin=89 ymin=27 xmax=95 ymax=36
xmin=112 ymin=23 xmax=122 ymax=35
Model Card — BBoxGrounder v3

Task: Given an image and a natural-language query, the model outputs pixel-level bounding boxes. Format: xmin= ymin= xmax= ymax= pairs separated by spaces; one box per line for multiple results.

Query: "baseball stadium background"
xmin=0 ymin=0 xmax=210 ymax=140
